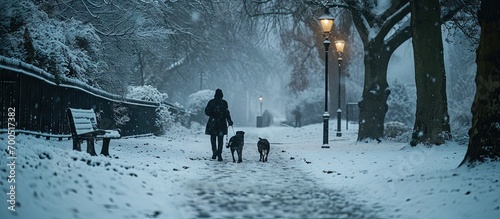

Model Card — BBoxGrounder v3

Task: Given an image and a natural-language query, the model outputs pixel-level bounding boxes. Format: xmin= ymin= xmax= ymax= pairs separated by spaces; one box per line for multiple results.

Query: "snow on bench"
xmin=67 ymin=108 xmax=121 ymax=156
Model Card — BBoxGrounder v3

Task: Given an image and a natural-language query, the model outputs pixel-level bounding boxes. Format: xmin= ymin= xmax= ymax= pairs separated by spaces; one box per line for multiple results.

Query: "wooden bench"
xmin=67 ymin=108 xmax=121 ymax=156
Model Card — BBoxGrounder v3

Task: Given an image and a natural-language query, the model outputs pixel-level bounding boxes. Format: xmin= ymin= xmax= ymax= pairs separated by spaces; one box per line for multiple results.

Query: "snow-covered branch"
xmin=373 ymin=2 xmax=410 ymax=43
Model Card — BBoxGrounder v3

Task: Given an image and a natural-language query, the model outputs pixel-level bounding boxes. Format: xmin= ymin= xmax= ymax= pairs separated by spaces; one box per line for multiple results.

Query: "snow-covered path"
xmin=179 ymin=155 xmax=381 ymax=219
xmin=175 ymin=128 xmax=382 ymax=219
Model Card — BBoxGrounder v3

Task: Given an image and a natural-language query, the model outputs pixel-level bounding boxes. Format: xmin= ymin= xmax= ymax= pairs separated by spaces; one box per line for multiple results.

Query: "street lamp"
xmin=259 ymin=95 xmax=263 ymax=116
xmin=318 ymin=8 xmax=334 ymax=148
xmin=334 ymin=40 xmax=345 ymax=137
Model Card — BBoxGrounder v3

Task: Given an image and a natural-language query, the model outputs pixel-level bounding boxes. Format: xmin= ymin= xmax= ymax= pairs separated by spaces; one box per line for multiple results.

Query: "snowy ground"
xmin=1 ymin=121 xmax=499 ymax=219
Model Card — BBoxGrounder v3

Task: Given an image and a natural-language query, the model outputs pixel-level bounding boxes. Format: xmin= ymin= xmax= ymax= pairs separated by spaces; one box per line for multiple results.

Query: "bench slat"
xmin=68 ymin=108 xmax=120 ymax=138
xmin=73 ymin=117 xmax=96 ymax=135
xmin=72 ymin=111 xmax=95 ymax=117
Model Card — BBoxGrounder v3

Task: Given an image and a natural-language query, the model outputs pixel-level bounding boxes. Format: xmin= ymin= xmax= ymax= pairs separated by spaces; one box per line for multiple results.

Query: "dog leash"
xmin=225 ymin=126 xmax=235 ymax=148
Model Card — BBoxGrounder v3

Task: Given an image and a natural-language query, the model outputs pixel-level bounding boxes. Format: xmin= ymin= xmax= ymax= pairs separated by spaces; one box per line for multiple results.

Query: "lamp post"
xmin=318 ymin=8 xmax=334 ymax=148
xmin=259 ymin=95 xmax=263 ymax=116
xmin=256 ymin=95 xmax=264 ymax=127
xmin=334 ymin=40 xmax=345 ymax=137
xmin=199 ymin=71 xmax=203 ymax=90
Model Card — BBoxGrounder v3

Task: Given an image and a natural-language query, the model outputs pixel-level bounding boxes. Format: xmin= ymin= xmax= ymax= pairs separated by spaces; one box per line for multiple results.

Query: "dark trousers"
xmin=210 ymin=135 xmax=224 ymax=157
xmin=295 ymin=118 xmax=301 ymax=127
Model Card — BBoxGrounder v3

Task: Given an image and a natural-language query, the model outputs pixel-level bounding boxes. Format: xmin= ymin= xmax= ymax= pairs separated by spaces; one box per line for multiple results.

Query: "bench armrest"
xmin=97 ymin=129 xmax=121 ymax=139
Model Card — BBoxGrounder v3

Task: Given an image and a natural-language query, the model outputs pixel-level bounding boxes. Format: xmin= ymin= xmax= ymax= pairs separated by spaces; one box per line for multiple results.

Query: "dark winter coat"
xmin=205 ymin=90 xmax=232 ymax=136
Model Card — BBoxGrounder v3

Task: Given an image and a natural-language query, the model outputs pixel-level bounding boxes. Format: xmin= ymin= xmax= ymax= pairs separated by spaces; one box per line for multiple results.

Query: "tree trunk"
xmin=410 ymin=0 xmax=451 ymax=146
xmin=357 ymin=42 xmax=391 ymax=141
xmin=138 ymin=50 xmax=145 ymax=86
xmin=460 ymin=0 xmax=500 ymax=165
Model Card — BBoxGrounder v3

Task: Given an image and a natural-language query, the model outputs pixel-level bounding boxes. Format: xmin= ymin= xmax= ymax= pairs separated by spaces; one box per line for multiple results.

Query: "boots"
xmin=211 ymin=135 xmax=224 ymax=161
xmin=217 ymin=144 xmax=223 ymax=161
xmin=211 ymin=145 xmax=217 ymax=159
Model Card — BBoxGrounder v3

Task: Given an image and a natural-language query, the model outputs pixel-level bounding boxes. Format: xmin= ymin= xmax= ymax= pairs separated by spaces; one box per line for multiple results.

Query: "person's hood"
xmin=214 ymin=89 xmax=223 ymax=99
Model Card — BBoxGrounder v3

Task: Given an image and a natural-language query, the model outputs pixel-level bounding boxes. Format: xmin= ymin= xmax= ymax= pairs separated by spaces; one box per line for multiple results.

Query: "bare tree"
xmin=326 ymin=0 xmax=469 ymax=142
xmin=343 ymin=0 xmax=412 ymax=141
xmin=460 ymin=0 xmax=500 ymax=165
xmin=30 ymin=0 xmax=274 ymax=99
xmin=442 ymin=0 xmax=480 ymax=49
xmin=409 ymin=0 xmax=451 ymax=146
xmin=243 ymin=0 xmax=355 ymax=123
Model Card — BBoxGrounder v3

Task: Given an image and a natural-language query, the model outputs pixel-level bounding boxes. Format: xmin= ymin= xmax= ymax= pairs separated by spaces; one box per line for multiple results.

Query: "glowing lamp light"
xmin=334 ymin=40 xmax=346 ymax=54
xmin=318 ymin=9 xmax=334 ymax=34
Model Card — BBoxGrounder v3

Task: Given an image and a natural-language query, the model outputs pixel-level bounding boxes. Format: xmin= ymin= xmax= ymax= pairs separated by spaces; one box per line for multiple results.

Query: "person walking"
xmin=205 ymin=89 xmax=233 ymax=161
xmin=293 ymin=106 xmax=302 ymax=128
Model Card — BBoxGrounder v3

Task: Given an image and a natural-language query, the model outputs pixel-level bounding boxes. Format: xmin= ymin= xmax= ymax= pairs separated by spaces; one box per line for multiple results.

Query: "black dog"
xmin=227 ymin=131 xmax=245 ymax=163
xmin=257 ymin=138 xmax=270 ymax=162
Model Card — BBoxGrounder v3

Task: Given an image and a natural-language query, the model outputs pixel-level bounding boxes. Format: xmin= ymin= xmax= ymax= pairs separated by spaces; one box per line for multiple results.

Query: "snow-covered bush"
xmin=186 ymin=89 xmax=213 ymax=124
xmin=447 ymin=68 xmax=474 ymax=145
xmin=386 ymin=80 xmax=415 ymax=126
xmin=126 ymin=85 xmax=173 ymax=134
xmin=449 ymin=104 xmax=471 ymax=145
xmin=384 ymin=121 xmax=412 ymax=142
xmin=155 ymin=106 xmax=173 ymax=134
xmin=285 ymin=88 xmax=323 ymax=126
xmin=126 ymin=85 xmax=169 ymax=103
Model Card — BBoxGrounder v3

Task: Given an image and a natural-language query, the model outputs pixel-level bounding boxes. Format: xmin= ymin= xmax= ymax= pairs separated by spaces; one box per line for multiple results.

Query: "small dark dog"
xmin=257 ymin=138 xmax=270 ymax=162
xmin=227 ymin=131 xmax=245 ymax=163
